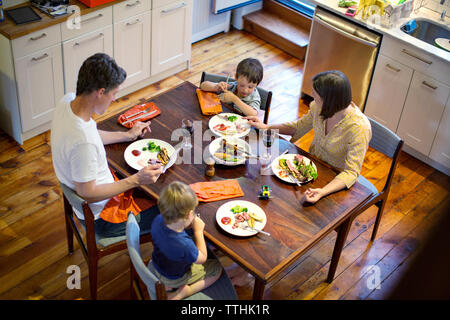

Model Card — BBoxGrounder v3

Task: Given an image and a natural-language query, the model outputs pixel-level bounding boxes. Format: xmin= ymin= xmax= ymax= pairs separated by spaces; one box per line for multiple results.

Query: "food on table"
xmin=213 ymin=123 xmax=230 ymax=132
xmin=278 ymin=155 xmax=318 ymax=182
xmin=142 ymin=141 xmax=161 ymax=152
xmin=157 ymin=147 xmax=170 ymax=166
xmin=221 ymin=216 xmax=231 ymax=225
xmin=231 ymin=205 xmax=248 ymax=213
xmin=213 ymin=116 xmax=248 ymax=135
xmin=131 ymin=150 xmax=141 ymax=157
xmin=214 ymin=153 xmax=240 ymax=162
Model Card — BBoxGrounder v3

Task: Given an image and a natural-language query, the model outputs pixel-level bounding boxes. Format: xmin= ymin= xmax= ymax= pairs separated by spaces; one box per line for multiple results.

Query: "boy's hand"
xmin=215 ymin=81 xmax=230 ymax=93
xmin=192 ymin=216 xmax=205 ymax=233
xmin=220 ymin=91 xmax=238 ymax=104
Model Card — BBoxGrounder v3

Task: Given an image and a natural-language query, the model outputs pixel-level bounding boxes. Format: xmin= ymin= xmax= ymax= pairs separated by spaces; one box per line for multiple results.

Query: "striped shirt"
xmin=286 ymin=101 xmax=372 ymax=188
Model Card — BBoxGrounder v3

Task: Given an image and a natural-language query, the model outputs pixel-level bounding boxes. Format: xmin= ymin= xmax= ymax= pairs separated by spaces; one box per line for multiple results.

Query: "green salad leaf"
xmin=147 ymin=142 xmax=161 ymax=153
xmin=228 ymin=116 xmax=238 ymax=122
xmin=231 ymin=205 xmax=248 ymax=213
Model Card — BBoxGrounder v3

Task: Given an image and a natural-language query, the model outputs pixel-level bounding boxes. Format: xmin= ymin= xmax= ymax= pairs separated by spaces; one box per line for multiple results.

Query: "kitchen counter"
xmin=308 ymin=0 xmax=450 ymax=62
xmin=0 ymin=0 xmax=127 ymax=40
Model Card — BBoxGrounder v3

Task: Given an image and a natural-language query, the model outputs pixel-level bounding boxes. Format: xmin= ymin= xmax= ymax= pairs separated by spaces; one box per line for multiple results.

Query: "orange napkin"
xmin=196 ymin=89 xmax=222 ymax=115
xmin=189 ymin=180 xmax=244 ymax=202
xmin=117 ymin=101 xmax=161 ymax=129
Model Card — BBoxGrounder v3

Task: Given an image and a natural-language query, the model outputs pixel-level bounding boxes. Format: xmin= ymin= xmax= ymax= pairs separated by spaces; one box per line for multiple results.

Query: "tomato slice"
xmin=221 ymin=216 xmax=231 ymax=225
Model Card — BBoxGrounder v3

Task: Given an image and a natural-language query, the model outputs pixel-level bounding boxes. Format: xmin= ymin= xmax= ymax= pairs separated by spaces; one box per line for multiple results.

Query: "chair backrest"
xmin=367 ymin=117 xmax=404 ymax=193
xmin=368 ymin=118 xmax=403 ymax=159
xmin=60 ymin=182 xmax=85 ymax=214
xmin=200 ymin=71 xmax=272 ymax=124
xmin=126 ymin=213 xmax=162 ymax=300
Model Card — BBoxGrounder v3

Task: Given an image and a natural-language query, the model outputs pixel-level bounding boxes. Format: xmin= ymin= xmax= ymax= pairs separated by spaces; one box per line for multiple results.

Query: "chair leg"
xmin=64 ymin=214 xmax=74 ymax=255
xmin=371 ymin=200 xmax=386 ymax=242
xmin=327 ymin=217 xmax=352 ymax=283
xmin=88 ymin=257 xmax=98 ymax=300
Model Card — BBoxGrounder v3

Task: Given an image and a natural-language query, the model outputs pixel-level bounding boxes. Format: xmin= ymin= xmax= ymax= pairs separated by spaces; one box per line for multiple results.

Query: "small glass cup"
xmin=262 ymin=129 xmax=275 ymax=159
xmin=181 ymin=119 xmax=193 ymax=149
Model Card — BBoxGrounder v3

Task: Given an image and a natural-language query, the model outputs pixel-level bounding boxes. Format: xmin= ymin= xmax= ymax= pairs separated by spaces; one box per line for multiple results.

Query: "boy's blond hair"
xmin=157 ymin=181 xmax=198 ymax=224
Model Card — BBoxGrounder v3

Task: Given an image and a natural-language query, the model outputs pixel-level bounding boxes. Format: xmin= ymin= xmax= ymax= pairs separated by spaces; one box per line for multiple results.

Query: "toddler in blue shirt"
xmin=150 ymin=181 xmax=222 ymax=300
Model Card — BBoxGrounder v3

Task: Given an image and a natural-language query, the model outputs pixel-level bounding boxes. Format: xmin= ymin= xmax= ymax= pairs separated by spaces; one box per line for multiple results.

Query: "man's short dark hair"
xmin=76 ymin=53 xmax=126 ymax=96
xmin=236 ymin=58 xmax=263 ymax=85
xmin=312 ymin=70 xmax=352 ymax=120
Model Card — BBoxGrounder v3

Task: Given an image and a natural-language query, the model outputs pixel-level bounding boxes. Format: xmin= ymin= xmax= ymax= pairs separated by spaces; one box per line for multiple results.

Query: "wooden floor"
xmin=0 ymin=29 xmax=449 ymax=300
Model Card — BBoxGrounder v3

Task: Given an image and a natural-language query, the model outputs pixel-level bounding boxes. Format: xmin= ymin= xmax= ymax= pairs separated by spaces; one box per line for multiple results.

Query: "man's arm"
xmin=98 ymin=121 xmax=151 ymax=145
xmin=74 ymin=164 xmax=162 ymax=203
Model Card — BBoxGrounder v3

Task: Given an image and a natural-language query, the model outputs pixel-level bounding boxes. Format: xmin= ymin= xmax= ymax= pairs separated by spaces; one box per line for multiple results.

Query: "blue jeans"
xmin=79 ymin=205 xmax=160 ymax=238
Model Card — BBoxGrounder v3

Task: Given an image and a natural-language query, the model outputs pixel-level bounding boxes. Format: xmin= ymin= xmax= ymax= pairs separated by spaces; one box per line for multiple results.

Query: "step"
xmin=243 ymin=9 xmax=311 ymax=60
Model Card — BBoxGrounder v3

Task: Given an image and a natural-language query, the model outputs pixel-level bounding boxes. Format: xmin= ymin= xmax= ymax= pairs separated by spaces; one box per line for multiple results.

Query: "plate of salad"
xmin=124 ymin=138 xmax=176 ymax=171
xmin=271 ymin=153 xmax=318 ymax=184
xmin=209 ymin=113 xmax=250 ymax=138
xmin=216 ymin=200 xmax=267 ymax=237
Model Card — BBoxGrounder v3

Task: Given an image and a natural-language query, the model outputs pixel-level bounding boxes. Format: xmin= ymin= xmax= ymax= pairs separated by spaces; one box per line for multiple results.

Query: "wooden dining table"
xmin=98 ymin=81 xmax=374 ymax=300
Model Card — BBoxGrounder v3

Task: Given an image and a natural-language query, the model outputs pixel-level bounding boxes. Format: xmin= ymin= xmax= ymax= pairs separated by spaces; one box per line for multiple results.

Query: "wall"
xmin=418 ymin=0 xmax=449 ymax=17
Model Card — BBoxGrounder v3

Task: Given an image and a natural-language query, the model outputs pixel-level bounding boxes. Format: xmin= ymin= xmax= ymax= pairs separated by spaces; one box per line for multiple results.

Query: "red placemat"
xmin=117 ymin=102 xmax=160 ymax=128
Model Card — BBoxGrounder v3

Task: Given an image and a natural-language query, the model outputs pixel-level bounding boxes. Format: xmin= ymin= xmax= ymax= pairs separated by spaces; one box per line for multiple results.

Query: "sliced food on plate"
xmin=273 ymin=153 xmax=318 ymax=184
xmin=209 ymin=137 xmax=251 ymax=166
xmin=124 ymin=138 xmax=176 ymax=171
xmin=209 ymin=113 xmax=250 ymax=137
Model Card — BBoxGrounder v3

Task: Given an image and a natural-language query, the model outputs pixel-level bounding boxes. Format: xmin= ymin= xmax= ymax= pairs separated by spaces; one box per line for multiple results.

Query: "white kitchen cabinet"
xmin=364 ymin=54 xmax=413 ymax=132
xmin=396 ymin=72 xmax=449 ymax=156
xmin=62 ymin=26 xmax=113 ymax=94
xmin=429 ymin=96 xmax=450 ymax=171
xmin=14 ymin=44 xmax=64 ymax=133
xmin=114 ymin=12 xmax=151 ymax=89
xmin=151 ymin=0 xmax=192 ymax=75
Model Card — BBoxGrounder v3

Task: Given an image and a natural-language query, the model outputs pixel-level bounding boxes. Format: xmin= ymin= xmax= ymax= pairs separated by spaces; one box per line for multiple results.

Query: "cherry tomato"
xmin=221 ymin=217 xmax=231 ymax=225
xmin=132 ymin=150 xmax=141 ymax=156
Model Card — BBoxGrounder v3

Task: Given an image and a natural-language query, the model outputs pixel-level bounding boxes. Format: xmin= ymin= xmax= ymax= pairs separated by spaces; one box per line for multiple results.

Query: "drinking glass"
xmin=181 ymin=119 xmax=193 ymax=149
xmin=262 ymin=129 xmax=275 ymax=158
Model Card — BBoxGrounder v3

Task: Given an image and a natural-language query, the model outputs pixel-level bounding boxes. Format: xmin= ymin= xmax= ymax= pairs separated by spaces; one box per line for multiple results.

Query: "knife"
xmin=243 ymin=225 xmax=270 ymax=236
xmin=122 ymin=110 xmax=157 ymax=125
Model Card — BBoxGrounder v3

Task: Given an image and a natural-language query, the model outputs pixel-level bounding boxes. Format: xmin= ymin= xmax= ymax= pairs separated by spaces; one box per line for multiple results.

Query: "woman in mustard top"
xmin=246 ymin=70 xmax=372 ymax=204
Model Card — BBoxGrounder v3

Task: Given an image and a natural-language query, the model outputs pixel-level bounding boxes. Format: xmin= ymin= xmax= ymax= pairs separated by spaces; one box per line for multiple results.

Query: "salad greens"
xmin=142 ymin=141 xmax=161 ymax=152
xmin=231 ymin=205 xmax=248 ymax=214
xmin=228 ymin=115 xmax=238 ymax=122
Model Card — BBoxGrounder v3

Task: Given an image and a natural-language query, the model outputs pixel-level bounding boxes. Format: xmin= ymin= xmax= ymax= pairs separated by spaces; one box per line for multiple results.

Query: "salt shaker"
xmin=205 ymin=157 xmax=215 ymax=177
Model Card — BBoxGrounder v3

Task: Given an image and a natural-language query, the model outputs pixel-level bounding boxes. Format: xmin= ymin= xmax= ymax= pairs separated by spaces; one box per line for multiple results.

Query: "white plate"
xmin=208 ymin=137 xmax=251 ymax=166
xmin=271 ymin=153 xmax=317 ymax=184
xmin=216 ymin=200 xmax=267 ymax=237
xmin=208 ymin=113 xmax=251 ymax=138
xmin=124 ymin=139 xmax=177 ymax=171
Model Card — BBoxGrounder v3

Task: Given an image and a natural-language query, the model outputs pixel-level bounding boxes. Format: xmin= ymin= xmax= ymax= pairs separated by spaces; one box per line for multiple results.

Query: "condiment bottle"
xmin=205 ymin=157 xmax=215 ymax=177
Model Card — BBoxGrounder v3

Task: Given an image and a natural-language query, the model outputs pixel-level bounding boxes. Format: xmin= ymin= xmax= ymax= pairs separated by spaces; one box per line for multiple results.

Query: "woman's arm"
xmin=303 ymin=178 xmax=347 ymax=204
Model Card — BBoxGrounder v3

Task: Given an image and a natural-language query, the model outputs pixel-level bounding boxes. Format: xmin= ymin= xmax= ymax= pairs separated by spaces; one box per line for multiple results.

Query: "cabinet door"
xmin=365 ymin=54 xmax=413 ymax=132
xmin=397 ymin=72 xmax=449 ymax=155
xmin=114 ymin=12 xmax=151 ymax=89
xmin=15 ymin=44 xmax=64 ymax=132
xmin=429 ymin=95 xmax=450 ymax=170
xmin=62 ymin=26 xmax=113 ymax=94
xmin=151 ymin=0 xmax=192 ymax=75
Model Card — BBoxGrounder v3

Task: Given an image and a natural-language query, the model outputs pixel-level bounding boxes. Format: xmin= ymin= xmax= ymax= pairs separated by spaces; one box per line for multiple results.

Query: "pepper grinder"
xmin=205 ymin=157 xmax=215 ymax=177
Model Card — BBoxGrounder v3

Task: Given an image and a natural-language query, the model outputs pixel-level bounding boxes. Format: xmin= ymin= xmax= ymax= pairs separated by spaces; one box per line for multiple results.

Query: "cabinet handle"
xmin=31 ymin=53 xmax=48 ymax=61
xmin=74 ymin=33 xmax=104 ymax=46
xmin=385 ymin=64 xmax=401 ymax=72
xmin=74 ymin=13 xmax=103 ymax=25
xmin=401 ymin=49 xmax=432 ymax=65
xmin=422 ymin=81 xmax=438 ymax=90
xmin=30 ymin=33 xmax=47 ymax=41
xmin=162 ymin=2 xmax=186 ymax=14
xmin=126 ymin=0 xmax=141 ymax=7
xmin=126 ymin=19 xmax=141 ymax=26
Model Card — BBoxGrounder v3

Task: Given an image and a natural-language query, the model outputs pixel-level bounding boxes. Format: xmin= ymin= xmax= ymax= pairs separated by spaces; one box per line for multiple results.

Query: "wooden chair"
xmin=327 ymin=117 xmax=404 ymax=282
xmin=200 ymin=71 xmax=273 ymax=124
xmin=59 ymin=183 xmax=153 ymax=300
xmin=126 ymin=213 xmax=238 ymax=300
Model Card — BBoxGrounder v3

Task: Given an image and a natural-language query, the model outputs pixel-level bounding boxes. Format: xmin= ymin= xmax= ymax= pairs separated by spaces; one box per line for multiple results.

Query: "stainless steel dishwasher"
xmin=301 ymin=7 xmax=381 ymax=110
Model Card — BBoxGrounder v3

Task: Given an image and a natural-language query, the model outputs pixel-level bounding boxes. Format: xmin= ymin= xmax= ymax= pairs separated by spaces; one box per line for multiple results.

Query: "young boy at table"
xmin=149 ymin=181 xmax=223 ymax=300
xmin=200 ymin=58 xmax=264 ymax=116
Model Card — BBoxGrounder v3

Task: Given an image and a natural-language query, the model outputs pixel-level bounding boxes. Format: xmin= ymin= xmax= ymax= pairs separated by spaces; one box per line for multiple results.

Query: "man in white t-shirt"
xmin=51 ymin=53 xmax=162 ymax=237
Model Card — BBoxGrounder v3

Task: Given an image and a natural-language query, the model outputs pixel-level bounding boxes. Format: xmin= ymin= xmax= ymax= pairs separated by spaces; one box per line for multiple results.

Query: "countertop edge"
xmin=0 ymin=0 xmax=128 ymax=40
xmin=308 ymin=0 xmax=450 ymax=63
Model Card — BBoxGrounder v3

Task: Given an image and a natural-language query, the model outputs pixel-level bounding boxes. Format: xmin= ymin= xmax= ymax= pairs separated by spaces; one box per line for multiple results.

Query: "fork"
xmin=125 ymin=107 xmax=151 ymax=119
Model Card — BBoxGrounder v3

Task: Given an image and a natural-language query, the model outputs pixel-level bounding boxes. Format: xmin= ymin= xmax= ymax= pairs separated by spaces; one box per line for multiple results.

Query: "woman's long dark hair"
xmin=312 ymin=71 xmax=352 ymax=119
